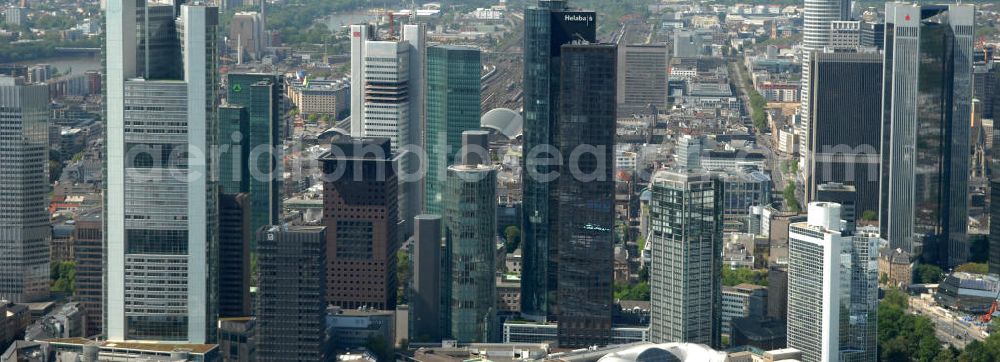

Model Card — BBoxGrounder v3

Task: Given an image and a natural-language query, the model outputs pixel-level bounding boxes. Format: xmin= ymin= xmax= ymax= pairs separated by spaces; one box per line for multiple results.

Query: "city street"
xmin=910 ymin=296 xmax=986 ymax=349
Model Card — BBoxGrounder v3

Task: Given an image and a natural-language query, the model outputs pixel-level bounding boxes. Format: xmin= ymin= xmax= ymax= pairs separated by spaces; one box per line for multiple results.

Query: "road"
xmin=910 ymin=296 xmax=986 ymax=349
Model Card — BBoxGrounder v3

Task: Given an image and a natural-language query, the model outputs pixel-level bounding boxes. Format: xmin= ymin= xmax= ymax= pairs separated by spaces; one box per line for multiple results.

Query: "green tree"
xmin=878 ymin=288 xmax=945 ymax=361
xmin=504 ymin=225 xmax=520 ymax=253
xmin=861 ymin=210 xmax=878 ymax=221
xmin=397 ymin=250 xmax=411 ymax=305
xmin=614 ymin=282 xmax=650 ymax=301
xmin=721 ymin=266 xmax=768 ymax=287
xmin=914 ymin=264 xmax=944 ymax=284
xmin=783 ymin=182 xmax=801 ymax=213
xmin=49 ymin=261 xmax=76 ymax=293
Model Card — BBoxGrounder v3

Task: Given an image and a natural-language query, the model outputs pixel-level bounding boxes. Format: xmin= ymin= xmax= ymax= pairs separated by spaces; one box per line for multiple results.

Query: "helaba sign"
xmin=564 ymin=13 xmax=594 ymax=23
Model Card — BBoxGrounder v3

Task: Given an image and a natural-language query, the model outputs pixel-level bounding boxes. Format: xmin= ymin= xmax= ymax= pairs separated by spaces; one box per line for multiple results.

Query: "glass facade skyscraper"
xmin=553 ymin=43 xmax=617 ymax=348
xmin=105 ymin=1 xmax=219 ymax=343
xmin=648 ymin=170 xmax=723 ymax=348
xmin=443 ymin=163 xmax=497 ymax=343
xmin=880 ymin=3 xmax=974 ymax=268
xmin=0 ymin=78 xmax=50 ymax=304
xmin=520 ymin=0 xmax=596 ymax=321
xmin=222 ymin=72 xmax=282 ymax=247
xmin=425 ymin=45 xmax=482 ymax=215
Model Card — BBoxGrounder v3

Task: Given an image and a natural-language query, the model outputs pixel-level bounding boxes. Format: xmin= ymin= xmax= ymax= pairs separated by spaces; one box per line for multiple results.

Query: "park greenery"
xmin=878 ymin=288 xmax=1000 ymax=361
xmin=721 ymin=266 xmax=768 ymax=287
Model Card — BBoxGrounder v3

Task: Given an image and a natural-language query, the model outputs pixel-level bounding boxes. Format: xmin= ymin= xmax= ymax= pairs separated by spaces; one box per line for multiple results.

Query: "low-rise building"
xmin=935 ymin=272 xmax=1000 ymax=314
xmin=721 ymin=284 xmax=768 ymax=335
xmin=218 ymin=317 xmax=255 ymax=362
xmin=326 ymin=307 xmax=395 ymax=352
xmin=878 ymin=248 xmax=912 ymax=289
xmin=0 ymin=301 xmax=29 ymax=352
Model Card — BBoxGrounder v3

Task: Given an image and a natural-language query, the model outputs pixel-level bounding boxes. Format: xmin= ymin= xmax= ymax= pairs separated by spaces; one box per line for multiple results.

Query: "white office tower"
xmin=787 ymin=202 xmax=878 ymax=362
xmin=799 ymin=0 xmax=849 ymax=182
xmin=106 ymin=0 xmax=219 ymax=343
xmin=0 ymin=77 xmax=50 ymax=303
xmin=350 ymin=23 xmax=426 ymax=235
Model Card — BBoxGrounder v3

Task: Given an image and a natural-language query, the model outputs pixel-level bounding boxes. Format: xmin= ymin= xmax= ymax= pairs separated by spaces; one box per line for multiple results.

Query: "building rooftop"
xmin=45 ymin=338 xmax=218 ymax=354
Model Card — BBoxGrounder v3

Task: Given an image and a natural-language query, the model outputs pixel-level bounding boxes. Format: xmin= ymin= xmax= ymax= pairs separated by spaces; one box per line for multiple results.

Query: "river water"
xmin=22 ymin=56 xmax=102 ymax=76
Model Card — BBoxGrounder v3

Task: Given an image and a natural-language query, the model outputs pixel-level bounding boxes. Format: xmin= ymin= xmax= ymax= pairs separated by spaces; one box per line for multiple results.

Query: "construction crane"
xmin=980 ymin=287 xmax=1000 ymax=323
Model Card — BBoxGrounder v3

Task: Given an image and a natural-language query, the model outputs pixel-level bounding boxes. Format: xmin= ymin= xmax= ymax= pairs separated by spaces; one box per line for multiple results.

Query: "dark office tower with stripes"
xmin=879 ymin=3 xmax=974 ymax=268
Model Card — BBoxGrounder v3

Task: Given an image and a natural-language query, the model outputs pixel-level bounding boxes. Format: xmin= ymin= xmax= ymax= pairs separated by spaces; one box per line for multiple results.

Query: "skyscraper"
xmin=350 ymin=23 xmax=426 ymax=238
xmin=880 ymin=3 xmax=974 ymax=268
xmin=218 ymin=192 xmax=251 ymax=318
xmin=410 ymin=214 xmax=443 ymax=342
xmin=616 ymin=44 xmax=668 ymax=115
xmin=73 ymin=210 xmax=103 ymax=337
xmin=787 ymin=202 xmax=878 ymax=362
xmin=553 ymin=43 xmax=617 ymax=347
xmin=320 ymin=137 xmax=399 ymax=310
xmin=105 ymin=1 xmax=219 ymax=343
xmin=425 ymin=45 xmax=482 ymax=215
xmin=806 ymin=51 xmax=882 ymax=215
xmin=520 ymin=0 xmax=597 ymax=321
xmin=223 ymin=72 xmax=282 ymax=247
xmin=0 ymin=77 xmax=50 ymax=304
xmin=442 ymin=137 xmax=498 ymax=343
xmin=648 ymin=169 xmax=723 ymax=348
xmin=799 ymin=0 xmax=849 ymax=178
xmin=256 ymin=225 xmax=328 ymax=361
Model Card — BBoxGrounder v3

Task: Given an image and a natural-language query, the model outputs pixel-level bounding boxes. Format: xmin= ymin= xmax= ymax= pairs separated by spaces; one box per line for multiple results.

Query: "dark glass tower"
xmin=520 ymin=0 xmax=596 ymax=321
xmin=880 ymin=4 xmax=974 ymax=268
xmin=256 ymin=225 xmax=328 ymax=361
xmin=807 ymin=51 xmax=882 ymax=217
xmin=553 ymin=43 xmax=617 ymax=347
xmin=224 ymin=72 xmax=282 ymax=248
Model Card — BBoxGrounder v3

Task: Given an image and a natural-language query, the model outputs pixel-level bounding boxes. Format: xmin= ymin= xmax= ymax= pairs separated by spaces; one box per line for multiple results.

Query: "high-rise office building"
xmin=442 ymin=139 xmax=498 ymax=343
xmin=0 ymin=77 xmax=49 ymax=304
xmin=787 ymin=203 xmax=878 ymax=362
xmin=880 ymin=3 xmax=974 ymax=268
xmin=799 ymin=0 xmax=849 ymax=178
xmin=520 ymin=0 xmax=596 ymax=321
xmin=320 ymin=137 xmax=399 ymax=310
xmin=859 ymin=22 xmax=885 ymax=49
xmin=256 ymin=225 xmax=328 ymax=361
xmin=991 ymin=178 xmax=1000 ymax=275
xmin=425 ymin=45 xmax=482 ymax=215
xmin=718 ymin=168 xmax=771 ymax=233
xmin=648 ymin=169 xmax=723 ymax=348
xmin=806 ymin=51 xmax=882 ymax=215
xmin=230 ymin=11 xmax=264 ymax=64
xmin=410 ymin=214 xmax=443 ymax=343
xmin=73 ymin=210 xmax=103 ymax=337
xmin=222 ymin=72 xmax=282 ymax=247
xmin=350 ymin=23 xmax=426 ymax=239
xmin=827 ymin=20 xmax=861 ymax=49
xmin=105 ymin=1 xmax=219 ymax=343
xmin=218 ymin=193 xmax=251 ymax=318
xmin=617 ymin=44 xmax=668 ymax=115
xmin=973 ymin=62 xmax=999 ymax=120
xmin=552 ymin=43 xmax=617 ymax=347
